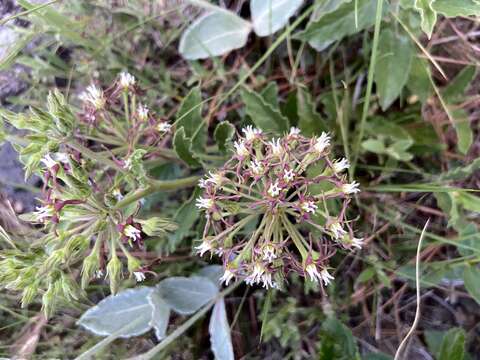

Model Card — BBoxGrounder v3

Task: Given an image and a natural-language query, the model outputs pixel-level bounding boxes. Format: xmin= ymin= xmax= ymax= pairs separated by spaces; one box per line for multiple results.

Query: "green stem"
xmin=350 ymin=0 xmax=384 ymax=179
xmin=66 ymin=140 xmax=125 ymax=172
xmin=112 ymin=176 xmax=200 ymax=210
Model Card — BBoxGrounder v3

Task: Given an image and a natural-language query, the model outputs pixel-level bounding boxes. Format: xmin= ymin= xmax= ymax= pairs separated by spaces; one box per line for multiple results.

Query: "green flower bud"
xmin=126 ymin=254 xmax=142 ymax=274
xmin=21 ymin=282 xmax=39 ymax=308
xmin=81 ymin=248 xmax=100 ymax=289
xmin=43 ymin=248 xmax=66 ymax=271
xmin=65 ymin=235 xmax=90 ymax=258
xmin=139 ymin=217 xmax=177 ymax=237
xmin=106 ymin=254 xmax=122 ymax=294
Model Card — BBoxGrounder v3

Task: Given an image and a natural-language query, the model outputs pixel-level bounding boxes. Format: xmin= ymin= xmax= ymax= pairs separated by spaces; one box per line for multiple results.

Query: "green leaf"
xmin=176 ymin=87 xmax=206 ymax=152
xmin=168 ymin=188 xmax=201 ymax=249
xmin=439 ymin=157 xmax=480 ymax=181
xmin=77 ymin=287 xmax=154 ymax=337
xmin=414 ymin=0 xmax=437 ymax=38
xmin=214 ymin=121 xmax=236 ymax=153
xmin=250 ymin=0 xmax=303 ymax=37
xmin=179 ymin=11 xmax=252 ymax=60
xmin=296 ymin=87 xmax=326 ymax=135
xmin=362 ymin=139 xmax=386 ymax=154
xmin=209 ymin=299 xmax=234 ymax=360
xmin=240 ymin=87 xmax=289 ymax=134
xmin=438 ymin=328 xmax=466 ymax=360
xmin=425 ymin=330 xmax=445 ymax=358
xmin=407 ymin=57 xmax=432 ymax=103
xmin=173 ymin=127 xmax=201 ymax=167
xmin=148 ymin=292 xmax=171 ymax=340
xmin=261 ymin=81 xmax=280 ymax=108
xmin=443 ymin=66 xmax=476 ymax=103
xmin=321 ymin=317 xmax=360 ymax=359
xmin=375 ymin=27 xmax=413 ymax=110
xmin=433 ymin=0 xmax=480 ymax=17
xmin=456 ymin=191 xmax=480 ymax=213
xmin=197 ymin=265 xmax=224 ymax=288
xmin=463 ymin=265 xmax=480 ymax=305
xmin=451 ymin=109 xmax=473 ymax=155
xmin=155 ymin=276 xmax=218 ymax=315
xmin=295 ymin=0 xmax=380 ymax=51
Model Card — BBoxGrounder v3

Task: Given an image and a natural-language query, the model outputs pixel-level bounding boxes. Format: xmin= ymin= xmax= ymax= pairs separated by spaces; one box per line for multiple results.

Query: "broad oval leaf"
xmin=173 ymin=127 xmax=201 ymax=167
xmin=438 ymin=328 xmax=466 ymax=360
xmin=148 ymin=291 xmax=171 ymax=340
xmin=209 ymin=299 xmax=234 ymax=360
xmin=77 ymin=287 xmax=153 ymax=338
xmin=197 ymin=265 xmax=224 ymax=288
xmin=214 ymin=121 xmax=236 ymax=154
xmin=250 ymin=0 xmax=303 ymax=37
xmin=414 ymin=0 xmax=437 ymax=38
xmin=433 ymin=0 xmax=480 ymax=16
xmin=179 ymin=11 xmax=252 ymax=60
xmin=375 ymin=27 xmax=413 ymax=111
xmin=155 ymin=276 xmax=218 ymax=314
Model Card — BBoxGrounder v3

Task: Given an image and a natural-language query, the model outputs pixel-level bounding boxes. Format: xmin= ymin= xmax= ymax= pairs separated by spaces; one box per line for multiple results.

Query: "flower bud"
xmin=106 ymin=254 xmax=122 ymax=294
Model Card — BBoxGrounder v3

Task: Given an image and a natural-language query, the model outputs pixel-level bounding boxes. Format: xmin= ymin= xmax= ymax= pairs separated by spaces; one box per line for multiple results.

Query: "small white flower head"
xmin=245 ymin=263 xmax=265 ymax=285
xmin=351 ymin=237 xmax=364 ymax=249
xmin=242 ymin=125 xmax=262 ymax=142
xmin=157 ymin=122 xmax=172 ymax=134
xmin=283 ymin=169 xmax=295 ymax=183
xmin=320 ymin=268 xmax=334 ymax=286
xmin=332 ymin=158 xmax=350 ymax=173
xmin=341 ymin=181 xmax=360 ymax=194
xmin=196 ymin=197 xmax=214 ymax=210
xmin=262 ymin=244 xmax=277 ymax=262
xmin=137 ymin=103 xmax=149 ymax=121
xmin=79 ymin=84 xmax=105 ymax=110
xmin=313 ymin=132 xmax=331 ymax=154
xmin=133 ymin=271 xmax=146 ymax=282
xmin=234 ymin=140 xmax=249 ymax=158
xmin=260 ymin=272 xmax=276 ymax=289
xmin=95 ymin=269 xmax=105 ymax=279
xmin=34 ymin=205 xmax=54 ymax=222
xmin=305 ymin=263 xmax=321 ymax=282
xmin=250 ymin=159 xmax=264 ymax=175
xmin=124 ymin=224 xmax=141 ymax=242
xmin=41 ymin=154 xmax=57 ymax=169
xmin=268 ymin=138 xmax=283 ymax=157
xmin=196 ymin=241 xmax=213 ymax=256
xmin=198 ymin=179 xmax=208 ymax=189
xmin=328 ymin=221 xmax=347 ymax=240
xmin=289 ymin=127 xmax=301 ymax=136
xmin=123 ymin=157 xmax=133 ymax=170
xmin=54 ymin=152 xmax=70 ymax=164
xmin=220 ymin=268 xmax=235 ymax=285
xmin=112 ymin=188 xmax=123 ymax=201
xmin=206 ymin=171 xmax=223 ymax=187
xmin=268 ymin=181 xmax=281 ymax=197
xmin=301 ymin=200 xmax=318 ymax=214
xmin=119 ymin=71 xmax=136 ymax=89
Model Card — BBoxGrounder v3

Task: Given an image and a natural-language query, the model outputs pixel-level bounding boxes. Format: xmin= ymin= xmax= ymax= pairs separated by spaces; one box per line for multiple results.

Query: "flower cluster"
xmin=196 ymin=126 xmax=362 ymax=289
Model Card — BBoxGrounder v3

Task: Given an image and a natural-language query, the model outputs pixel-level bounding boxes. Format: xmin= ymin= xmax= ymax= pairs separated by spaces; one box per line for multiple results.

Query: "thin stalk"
xmin=350 ymin=0 xmax=384 ymax=178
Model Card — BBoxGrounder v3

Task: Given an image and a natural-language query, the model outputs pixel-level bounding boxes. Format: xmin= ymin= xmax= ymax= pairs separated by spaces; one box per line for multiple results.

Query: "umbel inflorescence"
xmin=196 ymin=127 xmax=362 ymax=289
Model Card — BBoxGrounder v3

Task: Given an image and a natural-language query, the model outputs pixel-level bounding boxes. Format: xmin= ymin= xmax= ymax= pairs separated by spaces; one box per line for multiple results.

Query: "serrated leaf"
xmin=414 ymin=0 xmax=437 ymax=38
xmin=155 ymin=276 xmax=218 ymax=315
xmin=209 ymin=299 xmax=234 ymax=360
xmin=375 ymin=27 xmax=413 ymax=110
xmin=240 ymin=88 xmax=289 ymax=135
xmin=433 ymin=0 xmax=480 ymax=17
xmin=148 ymin=291 xmax=171 ymax=340
xmin=77 ymin=287 xmax=154 ymax=338
xmin=296 ymin=87 xmax=326 ymax=136
xmin=176 ymin=87 xmax=206 ymax=152
xmin=438 ymin=328 xmax=466 ymax=360
xmin=260 ymin=81 xmax=279 ymax=108
xmin=295 ymin=0 xmax=379 ymax=52
xmin=250 ymin=0 xmax=303 ymax=37
xmin=173 ymin=127 xmax=201 ymax=167
xmin=179 ymin=11 xmax=252 ymax=60
xmin=214 ymin=121 xmax=236 ymax=153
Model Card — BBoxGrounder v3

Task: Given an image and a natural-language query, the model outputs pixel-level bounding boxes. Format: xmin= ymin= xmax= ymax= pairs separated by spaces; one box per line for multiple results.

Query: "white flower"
xmin=332 ymin=158 xmax=350 ymax=173
xmin=157 ymin=122 xmax=172 ymax=133
xmin=34 ymin=205 xmax=53 ymax=222
xmin=328 ymin=222 xmax=347 ymax=240
xmin=196 ymin=197 xmax=214 ymax=210
xmin=245 ymin=263 xmax=265 ymax=285
xmin=234 ymin=140 xmax=249 ymax=158
xmin=351 ymin=237 xmax=363 ymax=249
xmin=341 ymin=181 xmax=360 ymax=194
xmin=95 ymin=270 xmax=105 ymax=279
xmin=301 ymin=200 xmax=318 ymax=214
xmin=220 ymin=269 xmax=235 ymax=285
xmin=41 ymin=154 xmax=57 ymax=169
xmin=283 ymin=169 xmax=295 ymax=183
xmin=133 ymin=271 xmax=146 ymax=282
xmin=289 ymin=127 xmax=300 ymax=136
xmin=196 ymin=241 xmax=213 ymax=256
xmin=205 ymin=171 xmax=223 ymax=187
xmin=242 ymin=125 xmax=262 ymax=141
xmin=198 ymin=179 xmax=208 ymax=189
xmin=79 ymin=84 xmax=105 ymax=109
xmin=119 ymin=71 xmax=136 ymax=88
xmin=250 ymin=159 xmax=264 ymax=175
xmin=313 ymin=132 xmax=331 ymax=154
xmin=260 ymin=272 xmax=276 ymax=289
xmin=123 ymin=157 xmax=133 ymax=170
xmin=112 ymin=188 xmax=123 ymax=201
xmin=268 ymin=138 xmax=283 ymax=157
xmin=262 ymin=244 xmax=277 ymax=262
xmin=137 ymin=103 xmax=149 ymax=121
xmin=124 ymin=225 xmax=141 ymax=242
xmin=268 ymin=181 xmax=281 ymax=197
xmin=319 ymin=268 xmax=334 ymax=286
